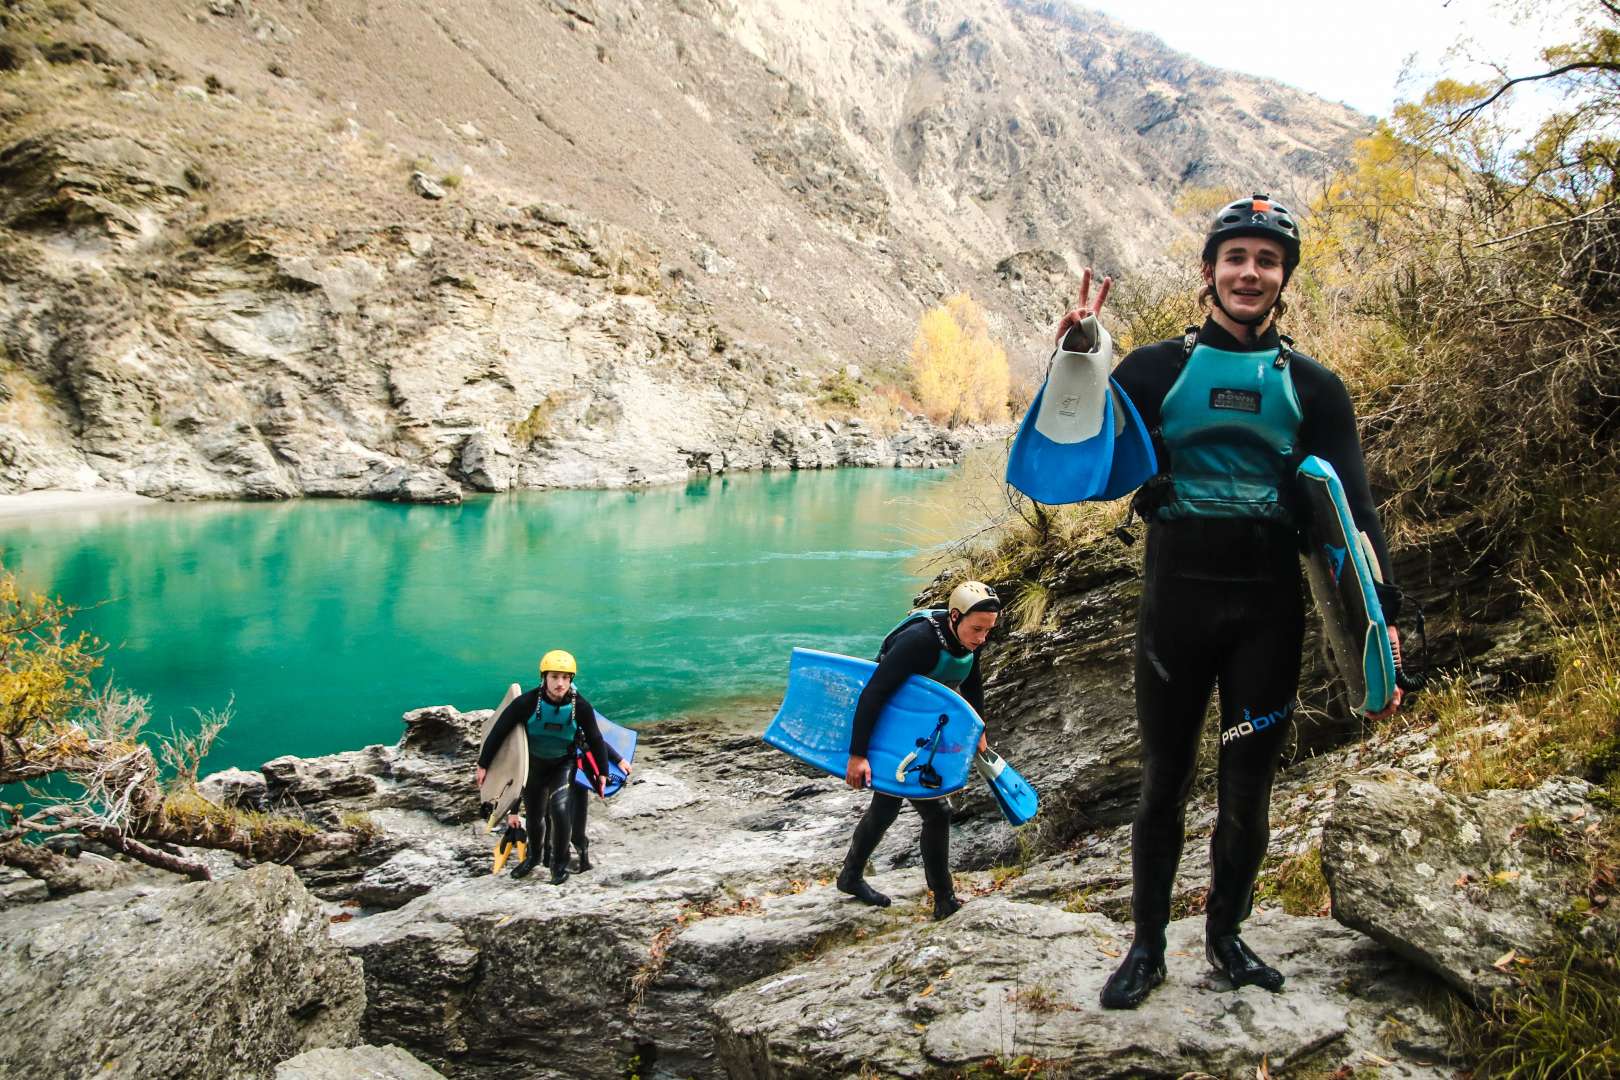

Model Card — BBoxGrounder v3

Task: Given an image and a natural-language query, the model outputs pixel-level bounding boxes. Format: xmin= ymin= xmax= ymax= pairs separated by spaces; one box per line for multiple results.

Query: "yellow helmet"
xmin=538 ymin=649 xmax=578 ymax=676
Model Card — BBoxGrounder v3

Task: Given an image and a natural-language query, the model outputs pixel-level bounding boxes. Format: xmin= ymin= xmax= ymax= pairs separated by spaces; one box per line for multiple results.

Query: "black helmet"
xmin=1201 ymin=193 xmax=1301 ymax=280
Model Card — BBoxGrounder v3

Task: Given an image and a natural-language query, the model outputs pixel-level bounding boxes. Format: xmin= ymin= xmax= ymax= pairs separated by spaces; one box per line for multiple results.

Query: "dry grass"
xmin=1403 ymin=569 xmax=1620 ymax=797
xmin=1460 ymin=949 xmax=1620 ymax=1080
xmin=508 ymin=391 xmax=568 ymax=446
xmin=1253 ymin=846 xmax=1331 ymax=917
xmin=1309 ymin=192 xmax=1620 ymax=571
xmin=947 ymin=498 xmax=1124 ymax=586
xmin=1004 ymin=580 xmax=1050 ymax=635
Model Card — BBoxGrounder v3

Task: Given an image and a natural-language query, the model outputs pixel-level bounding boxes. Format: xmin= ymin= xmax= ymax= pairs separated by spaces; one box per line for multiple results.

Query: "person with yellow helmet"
xmin=474 ymin=649 xmax=625 ymax=884
xmin=836 ymin=581 xmax=1000 ymax=921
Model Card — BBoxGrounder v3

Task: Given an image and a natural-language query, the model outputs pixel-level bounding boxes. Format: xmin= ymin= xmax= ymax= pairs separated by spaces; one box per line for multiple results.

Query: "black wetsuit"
xmin=1109 ymin=318 xmax=1399 ymax=948
xmin=563 ymin=741 xmax=624 ymax=865
xmin=478 ymin=687 xmax=611 ymax=876
xmin=840 ymin=613 xmax=987 ymax=901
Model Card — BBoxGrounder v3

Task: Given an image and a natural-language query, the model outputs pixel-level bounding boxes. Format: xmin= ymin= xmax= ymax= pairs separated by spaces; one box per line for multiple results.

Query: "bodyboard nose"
xmin=1297 ymin=455 xmax=1395 ymax=715
xmin=763 ymin=648 xmax=984 ymax=800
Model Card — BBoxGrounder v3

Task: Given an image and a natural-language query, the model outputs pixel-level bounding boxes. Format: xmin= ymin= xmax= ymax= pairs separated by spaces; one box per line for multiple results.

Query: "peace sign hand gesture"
xmin=1054 ymin=267 xmax=1113 ymax=350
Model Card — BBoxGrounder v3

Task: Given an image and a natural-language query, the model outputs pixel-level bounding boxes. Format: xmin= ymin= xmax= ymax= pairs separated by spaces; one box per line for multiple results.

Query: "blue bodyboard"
xmin=763 ymin=648 xmax=985 ymax=800
xmin=1297 ymin=455 xmax=1396 ymax=715
xmin=974 ymin=749 xmax=1039 ymax=826
xmin=573 ymin=714 xmax=637 ymax=798
xmin=1093 ymin=380 xmax=1158 ymax=502
xmin=1006 ymin=381 xmax=1115 ymax=505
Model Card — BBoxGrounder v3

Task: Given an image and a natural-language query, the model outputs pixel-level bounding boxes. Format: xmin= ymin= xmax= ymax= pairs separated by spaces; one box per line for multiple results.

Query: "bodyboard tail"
xmin=973 ymin=749 xmax=1040 ymax=826
xmin=1093 ymin=379 xmax=1158 ymax=502
xmin=763 ymin=648 xmax=984 ymax=800
xmin=478 ymin=683 xmax=528 ymax=828
xmin=574 ymin=715 xmax=638 ymax=797
xmin=1297 ymin=456 xmax=1396 ymax=715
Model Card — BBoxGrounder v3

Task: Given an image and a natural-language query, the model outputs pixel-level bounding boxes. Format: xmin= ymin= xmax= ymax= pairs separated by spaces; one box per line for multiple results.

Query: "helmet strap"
xmin=1210 ymin=287 xmax=1279 ymax=343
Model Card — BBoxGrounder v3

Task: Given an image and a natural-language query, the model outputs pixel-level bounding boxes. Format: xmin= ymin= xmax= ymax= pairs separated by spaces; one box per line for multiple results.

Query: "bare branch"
xmin=1447 ymin=61 xmax=1620 ymax=132
xmin=158 ymin=703 xmax=230 ymax=787
xmin=82 ymin=828 xmax=211 ymax=881
xmin=1476 ymin=202 xmax=1617 ymax=247
xmin=0 ymin=840 xmax=112 ymax=895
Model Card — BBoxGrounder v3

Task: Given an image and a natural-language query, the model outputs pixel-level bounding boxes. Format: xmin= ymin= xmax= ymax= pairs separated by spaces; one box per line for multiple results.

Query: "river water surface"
xmin=3 ymin=461 xmax=1004 ymax=774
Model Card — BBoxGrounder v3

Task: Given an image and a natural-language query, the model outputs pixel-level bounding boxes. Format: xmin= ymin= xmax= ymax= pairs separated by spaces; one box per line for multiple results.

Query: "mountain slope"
xmin=0 ymin=0 xmax=1367 ymax=499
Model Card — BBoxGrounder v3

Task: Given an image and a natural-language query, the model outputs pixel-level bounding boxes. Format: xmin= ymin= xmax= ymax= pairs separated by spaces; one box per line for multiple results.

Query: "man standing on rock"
xmin=1051 ymin=198 xmax=1405 ymax=1009
xmin=836 ymin=582 xmax=1000 ymax=921
xmin=475 ymin=650 xmax=617 ymax=885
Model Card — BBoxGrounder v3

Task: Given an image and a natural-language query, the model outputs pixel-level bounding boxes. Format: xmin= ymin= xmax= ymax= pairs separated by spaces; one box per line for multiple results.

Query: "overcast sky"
xmin=1077 ymin=0 xmax=1584 ymax=121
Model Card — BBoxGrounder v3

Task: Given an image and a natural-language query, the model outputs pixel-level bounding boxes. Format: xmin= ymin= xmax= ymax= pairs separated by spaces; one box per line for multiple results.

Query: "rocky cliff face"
xmin=0 ymin=0 xmax=1365 ymax=501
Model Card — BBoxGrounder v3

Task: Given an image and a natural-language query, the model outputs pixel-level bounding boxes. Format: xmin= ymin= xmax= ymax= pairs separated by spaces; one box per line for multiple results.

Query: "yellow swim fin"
xmin=491 ymin=824 xmax=528 ymax=875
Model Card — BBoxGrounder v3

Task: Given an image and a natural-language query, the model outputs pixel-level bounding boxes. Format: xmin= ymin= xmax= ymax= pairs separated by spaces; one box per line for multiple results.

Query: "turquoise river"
xmin=1 ymin=464 xmax=1000 ymax=776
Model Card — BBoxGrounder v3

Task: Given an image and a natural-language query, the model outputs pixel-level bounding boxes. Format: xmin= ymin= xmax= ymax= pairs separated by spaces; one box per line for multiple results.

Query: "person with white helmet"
xmin=835 ymin=581 xmax=1001 ymax=921
xmin=474 ymin=649 xmax=623 ymax=884
xmin=1056 ymin=195 xmax=1404 ymax=1009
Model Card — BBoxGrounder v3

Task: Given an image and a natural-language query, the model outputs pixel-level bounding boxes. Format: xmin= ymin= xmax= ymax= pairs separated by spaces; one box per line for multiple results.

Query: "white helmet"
xmin=948 ymin=581 xmax=1001 ymax=617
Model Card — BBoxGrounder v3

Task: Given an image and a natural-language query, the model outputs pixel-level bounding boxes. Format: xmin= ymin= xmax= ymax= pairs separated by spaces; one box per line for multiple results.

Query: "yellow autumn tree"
xmin=0 ymin=569 xmax=370 ymax=889
xmin=909 ymin=292 xmax=1011 ymax=426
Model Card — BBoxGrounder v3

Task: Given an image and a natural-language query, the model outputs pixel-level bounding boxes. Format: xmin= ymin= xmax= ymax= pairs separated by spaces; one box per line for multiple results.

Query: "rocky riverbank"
xmin=4 ymin=662 xmax=1613 ymax=1078
xmin=0 ymin=116 xmax=986 ymax=505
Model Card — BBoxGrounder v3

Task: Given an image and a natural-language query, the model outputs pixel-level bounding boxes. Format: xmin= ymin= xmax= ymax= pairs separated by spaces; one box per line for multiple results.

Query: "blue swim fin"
xmin=974 ymin=749 xmax=1039 ymax=826
xmin=1093 ymin=379 xmax=1158 ymax=502
xmin=1005 ymin=316 xmax=1115 ymax=505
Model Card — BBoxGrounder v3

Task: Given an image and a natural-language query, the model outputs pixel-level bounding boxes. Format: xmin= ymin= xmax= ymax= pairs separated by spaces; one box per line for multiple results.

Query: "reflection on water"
xmin=1 ymin=454 xmax=1009 ymax=773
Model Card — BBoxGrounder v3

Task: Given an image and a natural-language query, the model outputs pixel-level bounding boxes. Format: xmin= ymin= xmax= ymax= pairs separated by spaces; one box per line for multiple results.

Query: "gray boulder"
xmin=275 ymin=1044 xmax=447 ymax=1079
xmin=336 ymin=875 xmax=693 ymax=1078
xmin=0 ymin=865 xmax=49 ymax=909
xmin=197 ymin=765 xmax=270 ymax=809
xmin=363 ymin=464 xmax=462 ymax=505
xmin=0 ymin=864 xmax=364 ymax=1079
xmin=714 ymin=900 xmax=1456 ymax=1078
xmin=457 ymin=431 xmax=515 ymax=492
xmin=409 ymin=171 xmax=446 ymax=199
xmin=971 ymin=538 xmax=1146 ymax=840
xmin=1322 ymin=770 xmax=1616 ymax=1000
xmin=337 ymin=872 xmax=924 ymax=1080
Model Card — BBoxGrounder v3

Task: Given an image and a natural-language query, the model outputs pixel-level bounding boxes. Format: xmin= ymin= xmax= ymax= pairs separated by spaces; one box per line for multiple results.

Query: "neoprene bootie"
xmin=836 ymin=872 xmax=891 ymax=908
xmin=510 ymin=852 xmax=538 ymax=879
xmin=1099 ymin=942 xmax=1166 ymax=1009
xmin=932 ymin=893 xmax=962 ymax=921
xmin=1206 ymin=933 xmax=1285 ymax=991
xmin=575 ymin=846 xmax=592 ymax=872
xmin=549 ymin=864 xmax=569 ymax=886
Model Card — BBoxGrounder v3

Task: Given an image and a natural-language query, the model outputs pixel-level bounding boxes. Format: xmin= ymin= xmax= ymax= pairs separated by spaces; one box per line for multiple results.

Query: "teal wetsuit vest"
xmin=527 ymin=696 xmax=577 ymax=759
xmin=1156 ymin=342 xmax=1303 ymax=524
xmin=881 ymin=610 xmax=975 ymax=688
